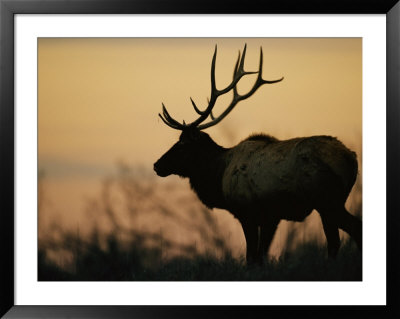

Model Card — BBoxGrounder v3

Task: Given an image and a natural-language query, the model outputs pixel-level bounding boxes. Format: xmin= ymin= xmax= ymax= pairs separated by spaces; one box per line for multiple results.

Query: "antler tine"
xmin=159 ymin=103 xmax=186 ymax=130
xmin=158 ymin=45 xmax=220 ymax=130
xmin=218 ymin=44 xmax=257 ymax=96
xmin=238 ymin=47 xmax=283 ymax=100
xmin=203 ymin=97 xmax=215 ymax=120
xmin=197 ymin=47 xmax=249 ymax=129
xmin=238 ymin=44 xmax=257 ymax=77
xmin=197 ymin=46 xmax=284 ymax=130
xmin=210 ymin=45 xmax=218 ymax=93
xmin=238 ymin=44 xmax=247 ymax=72
xmin=210 ymin=111 xmax=216 ymax=120
xmin=158 ymin=45 xmax=283 ymax=131
xmin=234 ymin=50 xmax=241 ymax=75
xmin=162 ymin=103 xmax=182 ymax=126
xmin=257 ymin=47 xmax=284 ymax=85
xmin=158 ymin=113 xmax=181 ymax=129
xmin=181 ymin=44 xmax=260 ymax=128
xmin=187 ymin=45 xmax=220 ymax=127
xmin=190 ymin=97 xmax=206 ymax=115
xmin=232 ymin=50 xmax=241 ymax=97
xmin=197 ymin=54 xmax=243 ymax=129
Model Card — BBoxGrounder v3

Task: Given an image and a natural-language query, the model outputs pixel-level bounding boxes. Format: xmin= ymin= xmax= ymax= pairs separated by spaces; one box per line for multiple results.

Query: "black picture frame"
xmin=1 ymin=0 xmax=399 ymax=318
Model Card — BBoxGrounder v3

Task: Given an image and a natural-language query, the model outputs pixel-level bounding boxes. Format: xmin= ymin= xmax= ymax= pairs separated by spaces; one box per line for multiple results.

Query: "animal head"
xmin=154 ymin=128 xmax=215 ymax=177
xmin=154 ymin=44 xmax=283 ymax=178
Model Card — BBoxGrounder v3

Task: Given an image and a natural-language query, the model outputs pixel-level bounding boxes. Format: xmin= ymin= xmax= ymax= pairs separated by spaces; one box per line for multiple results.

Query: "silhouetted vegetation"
xmin=38 ymin=163 xmax=362 ymax=281
xmin=38 ymin=232 xmax=361 ymax=281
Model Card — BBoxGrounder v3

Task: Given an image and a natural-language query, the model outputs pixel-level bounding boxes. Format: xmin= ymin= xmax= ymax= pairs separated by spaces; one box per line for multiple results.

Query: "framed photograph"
xmin=1 ymin=0 xmax=399 ymax=318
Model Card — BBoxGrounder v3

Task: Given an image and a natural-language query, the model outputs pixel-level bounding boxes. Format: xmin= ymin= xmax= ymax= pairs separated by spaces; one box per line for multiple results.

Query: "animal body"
xmin=154 ymin=45 xmax=362 ymax=264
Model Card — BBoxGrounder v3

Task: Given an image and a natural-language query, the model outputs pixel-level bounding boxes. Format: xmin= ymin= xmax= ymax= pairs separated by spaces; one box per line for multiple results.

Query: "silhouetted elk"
xmin=154 ymin=45 xmax=361 ymax=265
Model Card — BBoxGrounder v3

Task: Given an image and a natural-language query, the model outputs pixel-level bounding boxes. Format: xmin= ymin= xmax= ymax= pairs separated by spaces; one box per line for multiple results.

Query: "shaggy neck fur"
xmin=187 ymin=141 xmax=228 ymax=210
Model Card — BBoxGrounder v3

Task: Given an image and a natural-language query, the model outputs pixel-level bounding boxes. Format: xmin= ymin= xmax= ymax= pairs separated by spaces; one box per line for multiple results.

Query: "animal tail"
xmin=343 ymin=149 xmax=358 ymax=196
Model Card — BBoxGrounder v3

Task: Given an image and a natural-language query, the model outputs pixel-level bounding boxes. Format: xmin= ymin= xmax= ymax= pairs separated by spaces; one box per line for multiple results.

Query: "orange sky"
xmin=38 ymin=38 xmax=362 ymax=254
xmin=38 ymin=38 xmax=361 ymax=179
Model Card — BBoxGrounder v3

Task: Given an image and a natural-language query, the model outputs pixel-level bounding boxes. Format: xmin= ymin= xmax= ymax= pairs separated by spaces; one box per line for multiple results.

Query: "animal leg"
xmin=240 ymin=219 xmax=259 ymax=265
xmin=337 ymin=208 xmax=362 ymax=252
xmin=258 ymin=219 xmax=279 ymax=264
xmin=319 ymin=213 xmax=340 ymax=258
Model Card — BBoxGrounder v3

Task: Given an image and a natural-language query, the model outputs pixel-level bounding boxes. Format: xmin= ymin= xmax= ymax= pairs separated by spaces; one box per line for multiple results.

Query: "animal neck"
xmin=188 ymin=144 xmax=228 ymax=210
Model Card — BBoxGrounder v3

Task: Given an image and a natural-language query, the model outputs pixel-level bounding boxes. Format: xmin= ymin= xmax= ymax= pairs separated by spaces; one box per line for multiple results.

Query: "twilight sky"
xmin=38 ymin=38 xmax=361 ymax=178
xmin=38 ymin=38 xmax=362 ymax=240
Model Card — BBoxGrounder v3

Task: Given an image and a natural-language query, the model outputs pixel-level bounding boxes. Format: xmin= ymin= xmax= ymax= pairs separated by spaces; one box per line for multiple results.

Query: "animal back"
xmin=221 ymin=135 xmax=358 ymax=208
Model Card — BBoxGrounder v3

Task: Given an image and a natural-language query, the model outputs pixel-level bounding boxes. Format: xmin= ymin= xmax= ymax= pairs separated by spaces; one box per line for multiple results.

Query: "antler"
xmin=159 ymin=44 xmax=283 ymax=130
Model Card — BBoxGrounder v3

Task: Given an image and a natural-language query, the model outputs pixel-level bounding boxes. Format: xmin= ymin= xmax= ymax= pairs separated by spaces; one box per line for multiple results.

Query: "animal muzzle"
xmin=153 ymin=161 xmax=169 ymax=177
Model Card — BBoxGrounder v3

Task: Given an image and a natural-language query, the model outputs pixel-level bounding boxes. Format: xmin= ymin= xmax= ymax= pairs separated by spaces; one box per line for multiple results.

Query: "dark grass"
xmin=38 ymin=164 xmax=362 ymax=282
xmin=38 ymin=231 xmax=361 ymax=281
